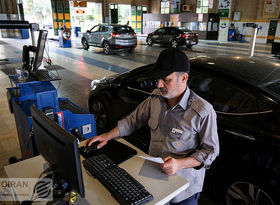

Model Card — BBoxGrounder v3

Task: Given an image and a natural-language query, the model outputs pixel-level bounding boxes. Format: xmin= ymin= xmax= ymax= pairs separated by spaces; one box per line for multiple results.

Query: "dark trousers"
xmin=170 ymin=193 xmax=200 ymax=205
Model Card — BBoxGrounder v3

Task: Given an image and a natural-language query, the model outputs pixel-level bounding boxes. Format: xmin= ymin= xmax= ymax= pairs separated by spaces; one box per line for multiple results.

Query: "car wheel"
xmin=146 ymin=37 xmax=153 ymax=46
xmin=170 ymin=39 xmax=178 ymax=48
xmin=82 ymin=38 xmax=89 ymax=50
xmin=226 ymin=180 xmax=277 ymax=205
xmin=89 ymin=96 xmax=110 ymax=131
xmin=103 ymin=42 xmax=110 ymax=55
xmin=186 ymin=45 xmax=193 ymax=48
xmin=128 ymin=48 xmax=135 ymax=54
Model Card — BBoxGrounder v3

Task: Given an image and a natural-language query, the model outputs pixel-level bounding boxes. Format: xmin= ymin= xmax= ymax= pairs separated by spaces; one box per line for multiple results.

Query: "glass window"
xmin=196 ymin=0 xmax=208 ymax=13
xmin=189 ymin=73 xmax=258 ymax=113
xmin=91 ymin=25 xmax=99 ymax=32
xmin=156 ymin=28 xmax=166 ymax=34
xmin=113 ymin=26 xmax=134 ymax=33
xmin=198 ymin=23 xmax=207 ymax=31
xmin=126 ymin=76 xmax=157 ymax=93
xmin=258 ymin=101 xmax=280 ymax=136
xmin=100 ymin=26 xmax=108 ymax=32
xmin=161 ymin=0 xmax=170 ymax=14
xmin=171 ymin=27 xmax=179 ymax=34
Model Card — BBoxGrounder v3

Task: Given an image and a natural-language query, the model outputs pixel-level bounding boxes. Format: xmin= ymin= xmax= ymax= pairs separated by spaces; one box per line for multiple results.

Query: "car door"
xmin=95 ymin=25 xmax=107 ymax=46
xmin=189 ymin=71 xmax=261 ymax=159
xmin=168 ymin=27 xmax=178 ymax=43
xmin=89 ymin=25 xmax=100 ymax=44
xmin=153 ymin=28 xmax=166 ymax=44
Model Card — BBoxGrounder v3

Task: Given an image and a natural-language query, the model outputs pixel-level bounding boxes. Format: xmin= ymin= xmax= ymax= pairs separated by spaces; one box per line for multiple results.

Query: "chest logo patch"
xmin=171 ymin=128 xmax=183 ymax=134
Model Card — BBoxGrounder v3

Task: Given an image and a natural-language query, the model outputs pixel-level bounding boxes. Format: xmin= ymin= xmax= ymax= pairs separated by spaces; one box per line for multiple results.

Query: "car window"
xmin=156 ymin=28 xmax=166 ymax=34
xmin=179 ymin=28 xmax=192 ymax=32
xmin=189 ymin=73 xmax=258 ymax=113
xmin=91 ymin=25 xmax=99 ymax=32
xmin=100 ymin=26 xmax=108 ymax=32
xmin=170 ymin=28 xmax=179 ymax=34
xmin=258 ymin=101 xmax=280 ymax=136
xmin=126 ymin=75 xmax=157 ymax=93
xmin=263 ymin=80 xmax=280 ymax=97
xmin=113 ymin=26 xmax=134 ymax=33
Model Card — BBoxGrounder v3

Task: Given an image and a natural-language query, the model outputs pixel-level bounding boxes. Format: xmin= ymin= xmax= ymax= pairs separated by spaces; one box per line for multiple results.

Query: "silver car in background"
xmin=81 ymin=24 xmax=137 ymax=55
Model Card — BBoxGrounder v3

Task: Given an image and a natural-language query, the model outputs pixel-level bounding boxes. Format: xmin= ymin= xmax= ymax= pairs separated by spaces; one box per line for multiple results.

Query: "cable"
xmin=30 ymin=166 xmax=54 ymax=202
xmin=44 ymin=37 xmax=61 ymax=91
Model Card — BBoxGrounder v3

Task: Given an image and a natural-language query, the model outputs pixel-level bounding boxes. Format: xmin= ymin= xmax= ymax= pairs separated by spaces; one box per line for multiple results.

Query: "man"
xmin=86 ymin=48 xmax=219 ymax=205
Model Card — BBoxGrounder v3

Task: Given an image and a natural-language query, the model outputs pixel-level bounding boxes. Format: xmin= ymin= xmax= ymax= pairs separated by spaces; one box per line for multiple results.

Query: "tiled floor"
xmin=0 ymin=34 xmax=277 ymax=205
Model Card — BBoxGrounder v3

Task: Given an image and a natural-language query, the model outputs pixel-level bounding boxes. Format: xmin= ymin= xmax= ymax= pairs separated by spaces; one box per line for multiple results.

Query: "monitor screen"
xmin=33 ymin=30 xmax=48 ymax=72
xmin=31 ymin=105 xmax=85 ymax=198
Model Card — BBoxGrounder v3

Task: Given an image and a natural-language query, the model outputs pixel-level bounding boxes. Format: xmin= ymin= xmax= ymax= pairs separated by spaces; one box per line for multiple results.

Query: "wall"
xmin=0 ymin=0 xmax=18 ymax=17
xmin=149 ymin=0 xmax=160 ymax=14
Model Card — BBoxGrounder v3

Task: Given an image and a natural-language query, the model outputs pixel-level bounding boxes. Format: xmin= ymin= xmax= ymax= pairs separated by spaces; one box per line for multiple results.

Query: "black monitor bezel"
xmin=33 ymin=30 xmax=48 ymax=72
xmin=31 ymin=105 xmax=85 ymax=198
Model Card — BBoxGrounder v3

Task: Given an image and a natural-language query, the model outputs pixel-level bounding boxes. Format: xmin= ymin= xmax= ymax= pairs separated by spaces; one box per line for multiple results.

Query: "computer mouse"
xmin=80 ymin=141 xmax=100 ymax=158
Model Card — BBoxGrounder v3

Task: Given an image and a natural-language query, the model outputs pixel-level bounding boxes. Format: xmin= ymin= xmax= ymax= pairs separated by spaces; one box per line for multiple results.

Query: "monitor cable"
xmin=21 ymin=166 xmax=54 ymax=205
xmin=44 ymin=38 xmax=61 ymax=91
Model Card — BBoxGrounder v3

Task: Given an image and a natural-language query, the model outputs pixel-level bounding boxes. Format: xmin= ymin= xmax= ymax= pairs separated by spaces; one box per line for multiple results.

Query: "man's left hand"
xmin=160 ymin=156 xmax=181 ymax=175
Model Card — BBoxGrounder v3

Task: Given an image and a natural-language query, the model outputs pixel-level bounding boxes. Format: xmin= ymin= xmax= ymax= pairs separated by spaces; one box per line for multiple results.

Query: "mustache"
xmin=159 ymin=88 xmax=167 ymax=93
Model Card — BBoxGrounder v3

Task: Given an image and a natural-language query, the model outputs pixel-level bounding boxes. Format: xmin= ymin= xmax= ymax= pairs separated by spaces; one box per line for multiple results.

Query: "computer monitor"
xmin=31 ymin=105 xmax=85 ymax=198
xmin=32 ymin=30 xmax=48 ymax=72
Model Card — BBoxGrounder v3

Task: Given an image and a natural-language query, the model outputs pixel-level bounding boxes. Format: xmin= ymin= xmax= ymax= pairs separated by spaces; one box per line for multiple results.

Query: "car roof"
xmin=99 ymin=23 xmax=130 ymax=27
xmin=191 ymin=55 xmax=280 ymax=87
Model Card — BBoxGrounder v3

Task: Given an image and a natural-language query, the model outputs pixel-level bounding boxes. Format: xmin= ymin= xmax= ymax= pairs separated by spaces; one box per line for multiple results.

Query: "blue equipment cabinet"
xmin=59 ymin=29 xmax=71 ymax=48
xmin=7 ymin=75 xmax=96 ymax=159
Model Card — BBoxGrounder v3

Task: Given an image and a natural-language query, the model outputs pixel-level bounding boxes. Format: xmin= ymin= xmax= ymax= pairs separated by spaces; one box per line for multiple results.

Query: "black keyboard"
xmin=31 ymin=70 xmax=60 ymax=81
xmin=83 ymin=154 xmax=153 ymax=205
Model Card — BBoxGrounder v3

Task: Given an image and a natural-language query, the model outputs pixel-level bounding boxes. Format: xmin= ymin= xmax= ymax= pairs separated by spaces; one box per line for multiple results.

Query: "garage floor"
xmin=0 ymin=34 xmax=276 ymax=204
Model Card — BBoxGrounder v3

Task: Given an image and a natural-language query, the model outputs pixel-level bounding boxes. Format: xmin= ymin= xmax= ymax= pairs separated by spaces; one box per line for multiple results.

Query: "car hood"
xmin=90 ymin=73 xmax=120 ymax=90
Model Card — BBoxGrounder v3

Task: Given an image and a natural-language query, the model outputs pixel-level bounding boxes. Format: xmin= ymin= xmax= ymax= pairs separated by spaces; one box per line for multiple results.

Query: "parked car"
xmin=88 ymin=55 xmax=280 ymax=205
xmin=146 ymin=27 xmax=198 ymax=48
xmin=81 ymin=24 xmax=137 ymax=55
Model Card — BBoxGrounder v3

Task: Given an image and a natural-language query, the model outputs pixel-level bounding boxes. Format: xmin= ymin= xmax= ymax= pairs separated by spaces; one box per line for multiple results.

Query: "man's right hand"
xmin=84 ymin=127 xmax=120 ymax=149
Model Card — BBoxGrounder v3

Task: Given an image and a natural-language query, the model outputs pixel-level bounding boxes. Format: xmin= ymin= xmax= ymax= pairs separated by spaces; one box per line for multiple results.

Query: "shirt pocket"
xmin=169 ymin=129 xmax=196 ymax=152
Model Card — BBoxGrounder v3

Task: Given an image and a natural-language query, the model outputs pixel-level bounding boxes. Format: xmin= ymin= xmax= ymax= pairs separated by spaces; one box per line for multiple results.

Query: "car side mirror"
xmin=86 ymin=30 xmax=90 ymax=33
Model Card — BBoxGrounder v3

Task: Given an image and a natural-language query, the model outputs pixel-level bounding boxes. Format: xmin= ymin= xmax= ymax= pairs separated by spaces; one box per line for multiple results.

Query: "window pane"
xmin=203 ymin=0 xmax=209 ymax=6
xmin=190 ymin=73 xmax=258 ymax=113
xmin=259 ymin=102 xmax=280 ymax=136
xmin=202 ymin=7 xmax=208 ymax=13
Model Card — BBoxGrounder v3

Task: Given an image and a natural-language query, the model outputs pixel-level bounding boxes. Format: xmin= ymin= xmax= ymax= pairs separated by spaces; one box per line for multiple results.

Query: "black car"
xmin=146 ymin=27 xmax=198 ymax=48
xmin=88 ymin=56 xmax=280 ymax=205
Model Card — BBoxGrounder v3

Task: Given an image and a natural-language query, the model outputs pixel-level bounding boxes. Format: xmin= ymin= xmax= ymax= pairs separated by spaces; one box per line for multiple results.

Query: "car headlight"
xmin=90 ymin=79 xmax=101 ymax=90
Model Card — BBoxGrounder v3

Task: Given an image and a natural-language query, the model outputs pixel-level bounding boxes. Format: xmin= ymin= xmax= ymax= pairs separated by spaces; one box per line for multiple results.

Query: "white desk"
xmin=5 ymin=139 xmax=189 ymax=205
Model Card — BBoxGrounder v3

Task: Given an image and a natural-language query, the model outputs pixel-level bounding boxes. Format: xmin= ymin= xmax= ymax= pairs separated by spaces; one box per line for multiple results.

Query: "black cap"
xmin=150 ymin=48 xmax=190 ymax=79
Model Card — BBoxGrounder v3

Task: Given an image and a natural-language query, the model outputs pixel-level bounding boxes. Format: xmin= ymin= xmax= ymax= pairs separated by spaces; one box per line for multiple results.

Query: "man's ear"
xmin=182 ymin=73 xmax=188 ymax=83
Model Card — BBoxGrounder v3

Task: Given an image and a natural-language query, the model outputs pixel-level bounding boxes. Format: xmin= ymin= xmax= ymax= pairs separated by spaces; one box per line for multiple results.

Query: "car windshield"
xmin=263 ymin=80 xmax=280 ymax=97
xmin=113 ymin=26 xmax=134 ymax=34
xmin=178 ymin=27 xmax=192 ymax=32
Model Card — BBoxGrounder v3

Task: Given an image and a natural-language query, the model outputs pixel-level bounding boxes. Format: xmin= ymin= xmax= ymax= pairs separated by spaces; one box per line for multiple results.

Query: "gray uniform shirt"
xmin=117 ymin=87 xmax=219 ymax=203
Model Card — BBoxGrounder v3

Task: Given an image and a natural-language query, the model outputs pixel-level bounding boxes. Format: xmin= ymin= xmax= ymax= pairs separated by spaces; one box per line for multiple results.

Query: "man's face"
xmin=157 ymin=72 xmax=188 ymax=99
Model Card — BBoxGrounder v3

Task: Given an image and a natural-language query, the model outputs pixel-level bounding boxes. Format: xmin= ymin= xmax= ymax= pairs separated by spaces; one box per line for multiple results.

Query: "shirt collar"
xmin=153 ymin=87 xmax=190 ymax=110
xmin=178 ymin=87 xmax=190 ymax=110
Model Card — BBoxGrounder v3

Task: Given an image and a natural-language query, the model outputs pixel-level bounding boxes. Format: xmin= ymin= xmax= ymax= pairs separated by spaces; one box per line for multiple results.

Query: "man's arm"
xmin=85 ymin=96 xmax=153 ymax=148
xmin=85 ymin=127 xmax=120 ymax=149
xmin=160 ymin=156 xmax=201 ymax=175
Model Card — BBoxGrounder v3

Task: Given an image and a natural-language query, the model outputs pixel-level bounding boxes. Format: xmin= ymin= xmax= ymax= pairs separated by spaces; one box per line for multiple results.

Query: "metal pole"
xmin=249 ymin=27 xmax=258 ymax=57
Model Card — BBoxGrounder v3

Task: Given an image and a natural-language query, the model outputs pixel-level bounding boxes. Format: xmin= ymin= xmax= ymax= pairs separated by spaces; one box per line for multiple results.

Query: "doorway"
xmin=267 ymin=20 xmax=277 ymax=43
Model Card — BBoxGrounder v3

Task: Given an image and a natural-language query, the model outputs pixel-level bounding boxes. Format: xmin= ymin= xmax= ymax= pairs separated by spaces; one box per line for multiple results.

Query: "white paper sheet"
xmin=138 ymin=155 xmax=164 ymax=163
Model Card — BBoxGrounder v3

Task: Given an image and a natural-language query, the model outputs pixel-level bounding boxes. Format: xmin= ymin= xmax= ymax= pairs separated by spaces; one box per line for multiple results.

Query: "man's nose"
xmin=157 ymin=79 xmax=164 ymax=88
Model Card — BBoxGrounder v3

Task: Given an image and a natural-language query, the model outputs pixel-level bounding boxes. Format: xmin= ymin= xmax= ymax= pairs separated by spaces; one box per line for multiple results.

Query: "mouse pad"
xmin=80 ymin=140 xmax=137 ymax=164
